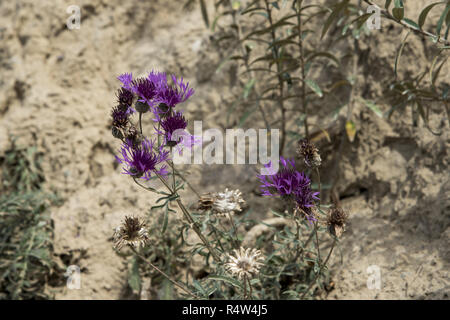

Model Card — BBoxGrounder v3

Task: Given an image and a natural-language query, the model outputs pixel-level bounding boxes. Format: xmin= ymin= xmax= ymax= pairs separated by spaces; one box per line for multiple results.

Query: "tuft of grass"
xmin=0 ymin=138 xmax=60 ymax=299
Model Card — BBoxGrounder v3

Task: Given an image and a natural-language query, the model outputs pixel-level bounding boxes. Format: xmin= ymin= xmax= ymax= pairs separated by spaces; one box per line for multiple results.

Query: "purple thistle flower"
xmin=257 ymin=157 xmax=319 ymax=213
xmin=131 ymin=77 xmax=158 ymax=106
xmin=158 ymin=111 xmax=188 ymax=146
xmin=155 ymin=75 xmax=194 ymax=108
xmin=116 ymin=138 xmax=170 ymax=180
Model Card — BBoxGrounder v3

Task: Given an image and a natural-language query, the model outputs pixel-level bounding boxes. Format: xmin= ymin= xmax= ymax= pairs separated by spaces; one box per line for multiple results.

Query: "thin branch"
xmin=362 ymin=0 xmax=450 ymax=45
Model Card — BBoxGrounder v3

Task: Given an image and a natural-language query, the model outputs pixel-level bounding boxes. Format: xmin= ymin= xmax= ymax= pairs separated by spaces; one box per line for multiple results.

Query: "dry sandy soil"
xmin=0 ymin=0 xmax=448 ymax=299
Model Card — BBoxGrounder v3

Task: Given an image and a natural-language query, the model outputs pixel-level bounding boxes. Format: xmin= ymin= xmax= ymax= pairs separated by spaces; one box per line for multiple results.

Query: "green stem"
xmin=295 ymin=0 xmax=309 ymax=138
xmin=300 ymin=238 xmax=336 ymax=300
xmin=154 ymin=172 xmax=221 ymax=263
xmin=265 ymin=0 xmax=286 ymax=155
xmin=138 ymin=112 xmax=143 ymax=134
xmin=130 ymin=246 xmax=199 ymax=299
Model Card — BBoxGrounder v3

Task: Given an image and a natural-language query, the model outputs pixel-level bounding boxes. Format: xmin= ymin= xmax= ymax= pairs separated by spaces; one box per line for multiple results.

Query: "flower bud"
xmin=135 ymin=101 xmax=150 ymax=113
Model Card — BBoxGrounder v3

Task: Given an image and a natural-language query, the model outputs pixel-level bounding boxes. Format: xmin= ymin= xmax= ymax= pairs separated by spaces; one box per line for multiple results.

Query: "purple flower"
xmin=118 ymin=73 xmax=133 ymax=90
xmin=132 ymin=77 xmax=158 ymax=106
xmin=155 ymin=75 xmax=194 ymax=108
xmin=147 ymin=70 xmax=168 ymax=90
xmin=257 ymin=157 xmax=319 ymax=213
xmin=158 ymin=111 xmax=188 ymax=146
xmin=116 ymin=138 xmax=170 ymax=180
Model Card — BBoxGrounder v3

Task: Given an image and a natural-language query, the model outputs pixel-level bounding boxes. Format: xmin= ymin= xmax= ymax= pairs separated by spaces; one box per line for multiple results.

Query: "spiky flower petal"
xmin=155 ymin=75 xmax=194 ymax=108
xmin=225 ymin=247 xmax=264 ymax=280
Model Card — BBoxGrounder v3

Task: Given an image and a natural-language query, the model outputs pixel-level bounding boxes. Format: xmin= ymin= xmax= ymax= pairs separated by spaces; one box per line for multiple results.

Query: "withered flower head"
xmin=113 ymin=216 xmax=150 ymax=251
xmin=124 ymin=125 xmax=144 ymax=148
xmin=327 ymin=206 xmax=348 ymax=238
xmin=198 ymin=188 xmax=245 ymax=217
xmin=225 ymin=247 xmax=264 ymax=280
xmin=297 ymin=139 xmax=321 ymax=168
xmin=197 ymin=193 xmax=215 ymax=211
xmin=111 ymin=105 xmax=129 ymax=129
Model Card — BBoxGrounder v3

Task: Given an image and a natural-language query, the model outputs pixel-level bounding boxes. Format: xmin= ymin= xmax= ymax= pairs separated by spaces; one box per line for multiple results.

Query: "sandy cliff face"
xmin=0 ymin=0 xmax=448 ymax=299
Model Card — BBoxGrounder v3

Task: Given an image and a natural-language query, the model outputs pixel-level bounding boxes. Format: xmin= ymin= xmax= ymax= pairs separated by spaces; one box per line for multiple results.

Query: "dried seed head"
xmin=297 ymin=139 xmax=321 ymax=168
xmin=198 ymin=188 xmax=245 ymax=217
xmin=197 ymin=193 xmax=215 ymax=211
xmin=125 ymin=125 xmax=144 ymax=148
xmin=113 ymin=216 xmax=150 ymax=251
xmin=327 ymin=206 xmax=348 ymax=238
xmin=213 ymin=188 xmax=245 ymax=216
xmin=225 ymin=247 xmax=264 ymax=280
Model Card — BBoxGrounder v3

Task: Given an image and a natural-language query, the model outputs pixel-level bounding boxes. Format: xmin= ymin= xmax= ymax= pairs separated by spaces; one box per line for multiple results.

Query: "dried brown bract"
xmin=327 ymin=206 xmax=348 ymax=238
xmin=113 ymin=215 xmax=150 ymax=251
xmin=297 ymin=138 xmax=321 ymax=168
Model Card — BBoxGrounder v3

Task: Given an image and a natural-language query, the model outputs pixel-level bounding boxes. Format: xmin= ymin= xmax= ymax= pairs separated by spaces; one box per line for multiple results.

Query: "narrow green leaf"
xmin=362 ymin=98 xmax=383 ymax=118
xmin=305 ymin=79 xmax=323 ymax=97
xmin=394 ymin=31 xmax=410 ymax=78
xmin=199 ymin=0 xmax=209 ymax=28
xmin=243 ymin=78 xmax=256 ymax=99
xmin=392 ymin=0 xmax=404 ymax=21
xmin=385 ymin=0 xmax=393 ymax=10
xmin=209 ymin=275 xmax=243 ymax=289
xmin=128 ymin=256 xmax=141 ymax=294
xmin=418 ymin=2 xmax=444 ymax=29
xmin=402 ymin=18 xmax=420 ymax=30
xmin=392 ymin=7 xmax=404 ymax=21
xmin=305 ymin=51 xmax=340 ymax=66
xmin=321 ymin=0 xmax=349 ymax=39
xmin=436 ymin=4 xmax=450 ymax=36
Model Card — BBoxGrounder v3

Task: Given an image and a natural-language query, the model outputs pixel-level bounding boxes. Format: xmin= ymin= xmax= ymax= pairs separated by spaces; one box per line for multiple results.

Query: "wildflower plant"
xmin=109 ymin=68 xmax=348 ymax=300
xmin=108 ymin=0 xmax=448 ymax=300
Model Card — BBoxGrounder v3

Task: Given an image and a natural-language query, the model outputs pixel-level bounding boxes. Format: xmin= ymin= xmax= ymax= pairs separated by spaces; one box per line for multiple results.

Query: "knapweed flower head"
xmin=297 ymin=138 xmax=321 ymax=168
xmin=213 ymin=188 xmax=245 ymax=216
xmin=225 ymin=247 xmax=264 ymax=280
xmin=257 ymin=157 xmax=319 ymax=216
xmin=154 ymin=74 xmax=194 ymax=108
xmin=132 ymin=77 xmax=159 ymax=106
xmin=113 ymin=216 xmax=150 ymax=251
xmin=116 ymin=138 xmax=169 ymax=180
xmin=327 ymin=206 xmax=348 ymax=238
xmin=198 ymin=189 xmax=245 ymax=217
xmin=116 ymin=87 xmax=134 ymax=111
xmin=159 ymin=111 xmax=188 ymax=146
xmin=111 ymin=105 xmax=129 ymax=129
